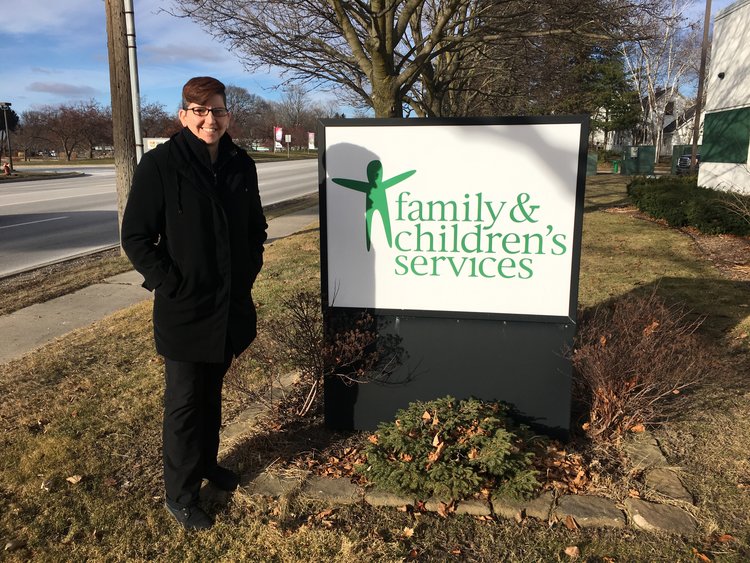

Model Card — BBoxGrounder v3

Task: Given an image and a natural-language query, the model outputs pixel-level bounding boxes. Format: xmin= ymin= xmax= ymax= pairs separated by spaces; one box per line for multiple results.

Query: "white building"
xmin=698 ymin=0 xmax=750 ymax=195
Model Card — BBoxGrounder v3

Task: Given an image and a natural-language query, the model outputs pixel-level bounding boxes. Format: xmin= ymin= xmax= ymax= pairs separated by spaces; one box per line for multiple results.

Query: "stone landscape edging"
xmin=212 ymin=375 xmax=699 ymax=537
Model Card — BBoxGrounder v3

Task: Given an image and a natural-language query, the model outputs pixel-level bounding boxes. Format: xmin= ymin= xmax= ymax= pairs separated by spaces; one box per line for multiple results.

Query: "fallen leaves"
xmin=66 ymin=475 xmax=83 ymax=485
xmin=564 ymin=545 xmax=580 ymax=559
xmin=642 ymin=320 xmax=660 ymax=336
xmin=691 ymin=547 xmax=711 ymax=562
xmin=420 ymin=410 xmax=440 ymax=427
xmin=425 ymin=433 xmax=446 ymax=470
xmin=314 ymin=508 xmax=336 ymax=528
xmin=536 ymin=444 xmax=591 ymax=494
xmin=290 ymin=442 xmax=369 ymax=485
xmin=435 ymin=501 xmax=455 ymax=518
xmin=564 ymin=515 xmax=580 ymax=531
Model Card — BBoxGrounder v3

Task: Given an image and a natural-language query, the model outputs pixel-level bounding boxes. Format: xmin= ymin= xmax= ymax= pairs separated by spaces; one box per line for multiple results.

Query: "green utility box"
xmin=621 ymin=146 xmax=655 ymax=175
xmin=586 ymin=153 xmax=598 ymax=176
xmin=612 ymin=160 xmax=620 ymax=174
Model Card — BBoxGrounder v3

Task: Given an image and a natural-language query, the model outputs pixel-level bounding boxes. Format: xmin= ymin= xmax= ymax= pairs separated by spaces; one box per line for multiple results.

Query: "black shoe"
xmin=165 ymin=500 xmax=214 ymax=530
xmin=204 ymin=465 xmax=240 ymax=491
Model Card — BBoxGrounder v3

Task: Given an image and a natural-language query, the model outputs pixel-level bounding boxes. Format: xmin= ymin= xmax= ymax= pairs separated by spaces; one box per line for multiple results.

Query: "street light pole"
xmin=691 ymin=0 xmax=712 ymax=174
xmin=0 ymin=102 xmax=13 ymax=171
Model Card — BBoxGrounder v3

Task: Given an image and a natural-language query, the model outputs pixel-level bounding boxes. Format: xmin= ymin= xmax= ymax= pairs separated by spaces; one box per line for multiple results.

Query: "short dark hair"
xmin=181 ymin=76 xmax=226 ymax=107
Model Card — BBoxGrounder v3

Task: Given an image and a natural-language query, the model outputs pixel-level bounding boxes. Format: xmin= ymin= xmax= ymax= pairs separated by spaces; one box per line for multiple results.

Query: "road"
xmin=0 ymin=159 xmax=318 ymax=277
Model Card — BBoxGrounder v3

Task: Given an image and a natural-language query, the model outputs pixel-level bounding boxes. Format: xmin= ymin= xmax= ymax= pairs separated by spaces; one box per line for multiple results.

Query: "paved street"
xmin=0 ymin=167 xmax=118 ymax=276
xmin=0 ymin=159 xmax=318 ymax=277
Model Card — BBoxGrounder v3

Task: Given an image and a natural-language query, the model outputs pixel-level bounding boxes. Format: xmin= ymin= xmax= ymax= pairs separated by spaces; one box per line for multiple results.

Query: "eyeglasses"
xmin=184 ymin=106 xmax=229 ymax=117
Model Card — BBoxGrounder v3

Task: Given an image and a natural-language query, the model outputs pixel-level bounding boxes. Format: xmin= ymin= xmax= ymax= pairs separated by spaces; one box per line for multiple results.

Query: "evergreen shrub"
xmin=627 ymin=177 xmax=750 ymax=235
xmin=359 ymin=396 xmax=543 ymax=501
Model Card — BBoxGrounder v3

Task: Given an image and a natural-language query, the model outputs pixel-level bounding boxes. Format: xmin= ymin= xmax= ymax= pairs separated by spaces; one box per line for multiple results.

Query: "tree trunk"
xmin=370 ymin=55 xmax=401 ymax=118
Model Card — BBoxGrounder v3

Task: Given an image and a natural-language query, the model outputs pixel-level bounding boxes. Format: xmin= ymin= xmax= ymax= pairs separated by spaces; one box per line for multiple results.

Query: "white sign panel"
xmin=322 ymin=119 xmax=587 ymax=319
xmin=143 ymin=137 xmax=169 ymax=152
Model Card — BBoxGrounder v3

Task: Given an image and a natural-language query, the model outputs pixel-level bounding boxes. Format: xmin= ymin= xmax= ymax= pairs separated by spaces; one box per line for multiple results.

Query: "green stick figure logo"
xmin=332 ymin=160 xmax=416 ymax=251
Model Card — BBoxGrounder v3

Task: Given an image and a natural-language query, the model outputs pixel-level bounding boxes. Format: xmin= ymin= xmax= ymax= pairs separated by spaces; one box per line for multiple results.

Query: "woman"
xmin=122 ymin=76 xmax=267 ymax=530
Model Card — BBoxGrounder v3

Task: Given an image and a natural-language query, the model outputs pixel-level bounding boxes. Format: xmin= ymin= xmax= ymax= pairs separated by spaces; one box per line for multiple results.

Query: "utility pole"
xmin=691 ymin=0 xmax=712 ymax=174
xmin=105 ymin=0 xmax=137 ymax=253
xmin=0 ymin=102 xmax=13 ymax=171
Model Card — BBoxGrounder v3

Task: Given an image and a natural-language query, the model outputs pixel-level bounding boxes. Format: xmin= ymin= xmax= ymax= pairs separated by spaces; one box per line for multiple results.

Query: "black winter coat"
xmin=121 ymin=128 xmax=267 ymax=362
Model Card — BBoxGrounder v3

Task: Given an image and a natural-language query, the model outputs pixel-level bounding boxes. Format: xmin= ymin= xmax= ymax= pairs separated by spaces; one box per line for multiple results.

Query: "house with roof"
xmin=591 ymin=91 xmax=699 ymax=158
xmin=698 ymin=0 xmax=750 ymax=195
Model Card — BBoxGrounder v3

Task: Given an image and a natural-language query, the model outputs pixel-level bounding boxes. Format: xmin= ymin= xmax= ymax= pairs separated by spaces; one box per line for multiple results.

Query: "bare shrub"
xmin=572 ymin=291 xmax=709 ymax=443
xmin=256 ymin=291 xmax=403 ymax=417
xmin=720 ymin=188 xmax=750 ymax=228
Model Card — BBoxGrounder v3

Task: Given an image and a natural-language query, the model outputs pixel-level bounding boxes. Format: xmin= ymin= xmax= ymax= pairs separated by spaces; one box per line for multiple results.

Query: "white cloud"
xmin=0 ymin=0 xmax=103 ymax=36
xmin=27 ymin=82 xmax=100 ymax=98
xmin=140 ymin=43 xmax=226 ymax=64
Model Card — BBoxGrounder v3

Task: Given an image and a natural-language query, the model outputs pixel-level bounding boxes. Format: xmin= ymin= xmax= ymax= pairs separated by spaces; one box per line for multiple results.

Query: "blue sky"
xmin=0 ymin=0 xmax=736 ymax=117
xmin=0 ymin=0 xmax=291 ymax=116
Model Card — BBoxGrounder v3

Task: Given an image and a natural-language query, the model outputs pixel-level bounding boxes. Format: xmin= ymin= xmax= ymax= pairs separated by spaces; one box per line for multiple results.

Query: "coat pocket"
xmin=156 ymin=263 xmax=183 ymax=298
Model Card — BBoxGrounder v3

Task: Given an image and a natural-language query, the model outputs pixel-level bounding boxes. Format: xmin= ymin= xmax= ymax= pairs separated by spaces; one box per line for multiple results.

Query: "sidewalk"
xmin=0 ymin=205 xmax=319 ymax=364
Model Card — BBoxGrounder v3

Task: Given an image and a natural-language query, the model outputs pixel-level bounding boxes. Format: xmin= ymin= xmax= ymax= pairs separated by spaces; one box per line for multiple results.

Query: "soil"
xmin=682 ymin=228 xmax=750 ymax=281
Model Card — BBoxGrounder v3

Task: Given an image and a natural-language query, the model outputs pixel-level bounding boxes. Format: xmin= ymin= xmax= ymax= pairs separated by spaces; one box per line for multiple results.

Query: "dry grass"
xmin=0 ymin=249 xmax=133 ymax=316
xmin=1 ymin=179 xmax=750 ymax=560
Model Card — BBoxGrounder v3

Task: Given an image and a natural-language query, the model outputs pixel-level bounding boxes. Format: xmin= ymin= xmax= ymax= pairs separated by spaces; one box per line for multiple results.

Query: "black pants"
xmin=163 ymin=350 xmax=232 ymax=507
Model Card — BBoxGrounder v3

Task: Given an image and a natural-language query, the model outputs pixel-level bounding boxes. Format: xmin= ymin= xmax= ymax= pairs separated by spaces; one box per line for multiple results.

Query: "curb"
xmin=0 ymin=171 xmax=84 ymax=183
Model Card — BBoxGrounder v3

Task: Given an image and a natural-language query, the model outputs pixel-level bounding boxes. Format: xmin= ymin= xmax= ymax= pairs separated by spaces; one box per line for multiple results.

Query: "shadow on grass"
xmin=584 ymin=175 xmax=633 ymax=212
xmin=623 ymin=276 xmax=750 ymax=342
xmin=221 ymin=415 xmax=349 ymax=487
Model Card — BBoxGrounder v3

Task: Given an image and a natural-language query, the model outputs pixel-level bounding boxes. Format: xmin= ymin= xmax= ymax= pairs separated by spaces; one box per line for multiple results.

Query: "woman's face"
xmin=178 ymin=93 xmax=229 ymax=148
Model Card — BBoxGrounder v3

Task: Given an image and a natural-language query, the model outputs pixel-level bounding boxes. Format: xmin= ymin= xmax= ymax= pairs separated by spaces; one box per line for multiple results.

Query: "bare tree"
xmin=621 ymin=0 xmax=700 ymax=160
xmin=275 ymin=85 xmax=309 ymax=130
xmin=140 ymin=100 xmax=181 ymax=137
xmin=169 ymin=0 xmax=661 ymax=118
xmin=23 ymin=105 xmax=83 ymax=161
xmin=224 ymin=85 xmax=270 ymax=143
xmin=75 ymin=100 xmax=113 ymax=159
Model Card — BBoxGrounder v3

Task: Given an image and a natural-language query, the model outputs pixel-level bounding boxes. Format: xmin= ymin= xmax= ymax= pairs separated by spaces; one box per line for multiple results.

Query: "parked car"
xmin=676 ymin=153 xmax=700 ymax=175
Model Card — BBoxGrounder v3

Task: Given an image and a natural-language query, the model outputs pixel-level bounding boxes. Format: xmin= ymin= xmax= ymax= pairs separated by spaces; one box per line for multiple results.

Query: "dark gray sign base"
xmin=324 ymin=313 xmax=574 ymax=440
